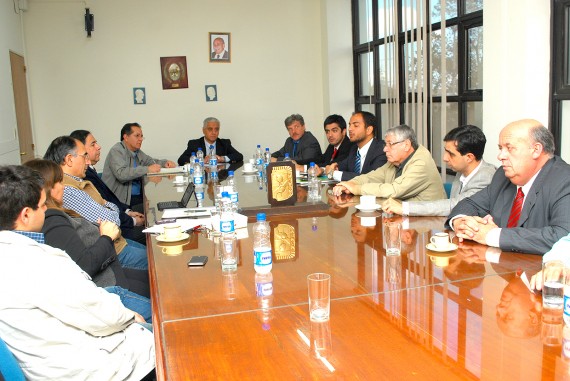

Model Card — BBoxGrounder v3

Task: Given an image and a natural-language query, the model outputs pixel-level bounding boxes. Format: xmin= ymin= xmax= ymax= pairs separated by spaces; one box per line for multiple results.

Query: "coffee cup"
xmin=243 ymin=163 xmax=254 ymax=172
xmin=163 ymin=223 xmax=182 ymax=240
xmin=360 ymin=195 xmax=376 ymax=208
xmin=430 ymin=232 xmax=451 ymax=249
xmin=175 ymin=175 xmax=184 ymax=183
xmin=162 ymin=244 xmax=184 ymax=256
xmin=249 ymin=158 xmax=255 ymax=165
xmin=430 ymin=255 xmax=451 ymax=267
xmin=360 ymin=216 xmax=377 ymax=227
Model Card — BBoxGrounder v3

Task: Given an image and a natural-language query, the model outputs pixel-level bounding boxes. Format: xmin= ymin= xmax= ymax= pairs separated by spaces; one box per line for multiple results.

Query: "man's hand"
xmin=452 ymin=215 xmax=497 ymax=245
xmin=530 ymin=270 xmax=544 ymax=291
xmin=314 ymin=164 xmax=325 ymax=176
xmin=98 ymin=219 xmax=120 ymax=241
xmin=164 ymin=160 xmax=177 ymax=168
xmin=127 ymin=211 xmax=145 ymax=226
xmin=127 ymin=309 xmax=147 ymax=324
xmin=382 ymin=198 xmax=403 ymax=215
xmin=147 ymin=164 xmax=161 ymax=173
xmin=332 ymin=181 xmax=359 ymax=196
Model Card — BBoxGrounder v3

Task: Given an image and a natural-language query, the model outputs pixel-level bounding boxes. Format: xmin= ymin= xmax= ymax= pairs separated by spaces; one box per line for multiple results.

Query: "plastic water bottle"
xmin=283 ymin=153 xmax=292 ymax=161
xmin=193 ymin=159 xmax=204 ymax=185
xmin=255 ymin=272 xmax=273 ymax=330
xmin=253 ymin=213 xmax=272 ymax=274
xmin=196 ymin=148 xmax=204 ymax=166
xmin=255 ymin=144 xmax=263 ymax=166
xmin=195 ymin=185 xmax=204 ymax=207
xmin=189 ymin=152 xmax=197 ymax=167
xmin=209 ymin=155 xmax=219 ymax=183
xmin=219 ymin=192 xmax=235 ymax=234
xmin=226 ymin=171 xmax=239 ymax=212
xmin=307 ymin=162 xmax=320 ymax=200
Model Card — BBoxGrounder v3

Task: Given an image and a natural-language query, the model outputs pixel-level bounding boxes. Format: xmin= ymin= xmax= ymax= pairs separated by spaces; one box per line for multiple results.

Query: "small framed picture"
xmin=133 ymin=87 xmax=146 ymax=104
xmin=209 ymin=32 xmax=231 ymax=63
xmin=160 ymin=56 xmax=189 ymax=90
xmin=205 ymin=85 xmax=218 ymax=102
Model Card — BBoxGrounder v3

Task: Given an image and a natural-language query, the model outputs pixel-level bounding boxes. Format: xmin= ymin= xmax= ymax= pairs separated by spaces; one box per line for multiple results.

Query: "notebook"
xmin=157 ymin=182 xmax=195 ymax=210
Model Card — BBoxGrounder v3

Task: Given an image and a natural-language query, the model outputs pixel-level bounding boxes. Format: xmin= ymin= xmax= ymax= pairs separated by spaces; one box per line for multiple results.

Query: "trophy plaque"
xmin=266 ymin=161 xmax=297 ymax=206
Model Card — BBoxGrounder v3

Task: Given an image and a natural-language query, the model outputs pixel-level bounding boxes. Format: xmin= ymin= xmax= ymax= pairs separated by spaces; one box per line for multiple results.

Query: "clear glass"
xmin=359 ymin=52 xmax=374 ymax=96
xmin=307 ymin=273 xmax=331 ymax=322
xmin=377 ymin=0 xmax=395 ymax=39
xmin=431 ymin=26 xmax=458 ymax=96
xmin=465 ymin=0 xmax=483 ymax=14
xmin=431 ymin=102 xmax=458 ymax=168
xmin=467 ymin=26 xmax=484 ymax=90
xmin=430 ymin=0 xmax=457 ymax=24
xmin=358 ymin=0 xmax=373 ymax=44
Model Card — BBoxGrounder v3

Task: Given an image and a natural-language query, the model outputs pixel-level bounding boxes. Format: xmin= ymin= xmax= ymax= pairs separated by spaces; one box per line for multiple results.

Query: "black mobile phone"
xmin=187 ymin=255 xmax=208 ymax=267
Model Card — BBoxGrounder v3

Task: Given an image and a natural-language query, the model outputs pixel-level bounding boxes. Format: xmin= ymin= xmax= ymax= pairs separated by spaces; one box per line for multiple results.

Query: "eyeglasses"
xmin=73 ymin=152 xmax=89 ymax=160
xmin=385 ymin=140 xmax=404 ymax=148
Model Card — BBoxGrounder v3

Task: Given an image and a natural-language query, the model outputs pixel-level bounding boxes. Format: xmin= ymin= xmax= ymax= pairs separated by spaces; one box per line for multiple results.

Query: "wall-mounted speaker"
xmin=85 ymin=8 xmax=94 ymax=37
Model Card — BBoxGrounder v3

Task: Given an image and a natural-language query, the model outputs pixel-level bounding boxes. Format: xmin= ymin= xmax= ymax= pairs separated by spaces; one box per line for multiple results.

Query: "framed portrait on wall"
xmin=209 ymin=32 xmax=231 ymax=63
xmin=160 ymin=56 xmax=188 ymax=90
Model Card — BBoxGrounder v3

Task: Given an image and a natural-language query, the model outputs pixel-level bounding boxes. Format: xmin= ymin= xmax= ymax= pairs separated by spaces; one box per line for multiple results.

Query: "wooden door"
xmin=10 ymin=51 xmax=35 ymax=163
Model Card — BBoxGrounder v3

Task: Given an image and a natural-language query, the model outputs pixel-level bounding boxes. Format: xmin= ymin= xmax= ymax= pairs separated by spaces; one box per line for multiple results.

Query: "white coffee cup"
xmin=248 ymin=158 xmax=255 ymax=165
xmin=162 ymin=244 xmax=184 ymax=256
xmin=163 ymin=223 xmax=182 ymax=240
xmin=430 ymin=232 xmax=451 ymax=249
xmin=360 ymin=195 xmax=376 ymax=207
xmin=360 ymin=216 xmax=377 ymax=227
xmin=243 ymin=163 xmax=254 ymax=172
xmin=175 ymin=175 xmax=184 ymax=183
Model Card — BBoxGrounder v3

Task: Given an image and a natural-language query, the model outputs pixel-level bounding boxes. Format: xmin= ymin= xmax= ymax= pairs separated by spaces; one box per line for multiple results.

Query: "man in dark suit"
xmin=177 ymin=117 xmax=243 ymax=165
xmin=271 ymin=114 xmax=322 ymax=165
xmin=70 ymin=130 xmax=146 ymax=245
xmin=446 ymin=119 xmax=570 ymax=255
xmin=315 ymin=114 xmax=353 ymax=170
xmin=327 ymin=111 xmax=387 ymax=181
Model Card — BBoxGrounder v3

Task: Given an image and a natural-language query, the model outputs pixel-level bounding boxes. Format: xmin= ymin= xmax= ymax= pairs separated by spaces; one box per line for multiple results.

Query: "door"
xmin=10 ymin=51 xmax=35 ymax=163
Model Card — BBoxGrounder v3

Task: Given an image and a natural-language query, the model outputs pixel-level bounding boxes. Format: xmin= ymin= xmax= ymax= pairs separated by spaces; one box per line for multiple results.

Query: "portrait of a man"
xmin=209 ymin=32 xmax=231 ymax=63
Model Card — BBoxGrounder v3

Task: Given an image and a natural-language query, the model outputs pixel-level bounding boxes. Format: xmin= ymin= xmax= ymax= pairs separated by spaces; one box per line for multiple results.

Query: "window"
xmin=352 ymin=0 xmax=483 ymax=169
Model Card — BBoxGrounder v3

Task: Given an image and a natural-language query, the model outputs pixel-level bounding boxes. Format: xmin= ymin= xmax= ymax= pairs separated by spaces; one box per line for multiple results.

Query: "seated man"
xmin=324 ymin=111 xmax=387 ymax=181
xmin=447 ymin=119 xmax=570 ymax=255
xmin=383 ymin=125 xmax=496 ymax=216
xmin=44 ymin=136 xmax=148 ymax=270
xmin=103 ymin=122 xmax=176 ymax=210
xmin=271 ymin=114 xmax=322 ymax=165
xmin=0 ymin=165 xmax=154 ymax=380
xmin=70 ymin=129 xmax=146 ymax=245
xmin=332 ymin=124 xmax=446 ymax=201
xmin=316 ymin=114 xmax=354 ymax=168
xmin=177 ymin=117 xmax=244 ymax=165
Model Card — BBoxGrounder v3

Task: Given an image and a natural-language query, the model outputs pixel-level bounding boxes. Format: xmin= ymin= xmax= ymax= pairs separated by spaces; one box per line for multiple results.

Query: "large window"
xmin=352 ymin=0 xmax=483 ymax=169
xmin=551 ymin=0 xmax=570 ymax=161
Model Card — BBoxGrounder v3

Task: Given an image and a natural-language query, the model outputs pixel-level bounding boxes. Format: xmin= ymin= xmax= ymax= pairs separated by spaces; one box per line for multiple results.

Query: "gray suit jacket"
xmin=271 ymin=131 xmax=322 ymax=165
xmin=406 ymin=160 xmax=496 ymax=216
xmin=446 ymin=156 xmax=570 ymax=254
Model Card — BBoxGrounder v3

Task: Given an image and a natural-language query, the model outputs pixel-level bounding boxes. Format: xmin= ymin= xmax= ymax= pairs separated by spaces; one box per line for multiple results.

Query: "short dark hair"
xmin=0 ymin=165 xmax=44 ymax=230
xmin=352 ymin=111 xmax=377 ymax=134
xmin=23 ymin=159 xmax=64 ymax=209
xmin=323 ymin=115 xmax=347 ymax=131
xmin=444 ymin=125 xmax=486 ymax=161
xmin=70 ymin=129 xmax=91 ymax=145
xmin=284 ymin=114 xmax=304 ymax=128
xmin=120 ymin=123 xmax=141 ymax=141
xmin=43 ymin=136 xmax=79 ymax=165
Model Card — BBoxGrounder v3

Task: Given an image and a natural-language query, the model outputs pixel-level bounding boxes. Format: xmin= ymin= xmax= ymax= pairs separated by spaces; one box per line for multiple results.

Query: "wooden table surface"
xmin=143 ymin=168 xmax=561 ymax=381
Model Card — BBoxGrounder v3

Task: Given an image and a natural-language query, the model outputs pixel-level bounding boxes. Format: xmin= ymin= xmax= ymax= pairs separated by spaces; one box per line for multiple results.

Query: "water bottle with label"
xmin=226 ymin=171 xmax=239 ymax=212
xmin=263 ymin=147 xmax=271 ymax=169
xmin=209 ymin=156 xmax=219 ymax=183
xmin=253 ymin=213 xmax=272 ymax=274
xmin=307 ymin=162 xmax=320 ymax=200
xmin=255 ymin=272 xmax=274 ymax=330
xmin=195 ymin=185 xmax=204 ymax=207
xmin=193 ymin=159 xmax=204 ymax=185
xmin=255 ymin=144 xmax=263 ymax=166
xmin=219 ymin=192 xmax=235 ymax=234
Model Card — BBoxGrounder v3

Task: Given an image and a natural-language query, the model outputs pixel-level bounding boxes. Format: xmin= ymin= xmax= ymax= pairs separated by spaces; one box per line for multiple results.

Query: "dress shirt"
xmin=333 ymin=138 xmax=373 ymax=181
xmin=204 ymin=138 xmax=229 ymax=162
xmin=63 ymin=175 xmax=121 ymax=226
xmin=14 ymin=230 xmax=45 ymax=244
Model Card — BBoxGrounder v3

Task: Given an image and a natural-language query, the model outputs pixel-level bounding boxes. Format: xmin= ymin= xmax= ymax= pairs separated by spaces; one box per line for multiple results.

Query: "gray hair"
xmin=529 ymin=125 xmax=555 ymax=156
xmin=284 ymin=114 xmax=305 ymax=128
xmin=203 ymin=117 xmax=220 ymax=128
xmin=385 ymin=124 xmax=419 ymax=150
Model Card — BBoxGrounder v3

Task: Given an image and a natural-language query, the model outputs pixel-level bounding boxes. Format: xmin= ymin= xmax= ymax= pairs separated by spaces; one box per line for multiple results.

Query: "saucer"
xmin=241 ymin=170 xmax=258 ymax=175
xmin=426 ymin=243 xmax=458 ymax=252
xmin=355 ymin=204 xmax=381 ymax=212
xmin=156 ymin=232 xmax=190 ymax=243
xmin=172 ymin=181 xmax=186 ymax=186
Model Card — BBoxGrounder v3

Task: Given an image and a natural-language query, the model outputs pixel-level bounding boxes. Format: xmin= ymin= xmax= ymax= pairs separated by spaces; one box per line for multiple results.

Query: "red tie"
xmin=507 ymin=188 xmax=524 ymax=228
xmin=331 ymin=147 xmax=338 ymax=161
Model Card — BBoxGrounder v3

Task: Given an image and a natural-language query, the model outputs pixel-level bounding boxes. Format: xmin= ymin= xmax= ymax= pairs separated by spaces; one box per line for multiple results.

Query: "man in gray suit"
xmin=446 ymin=119 xmax=570 ymax=255
xmin=271 ymin=114 xmax=322 ymax=165
xmin=382 ymin=125 xmax=495 ymax=216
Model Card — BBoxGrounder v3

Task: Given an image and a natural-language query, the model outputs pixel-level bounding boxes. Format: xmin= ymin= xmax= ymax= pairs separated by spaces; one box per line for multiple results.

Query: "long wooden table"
xmin=144 ymin=168 xmax=561 ymax=380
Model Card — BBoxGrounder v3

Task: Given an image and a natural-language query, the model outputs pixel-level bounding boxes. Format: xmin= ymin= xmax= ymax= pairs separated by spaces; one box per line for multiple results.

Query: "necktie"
xmin=507 ymin=188 xmax=524 ymax=228
xmin=216 ymin=54 xmax=220 ymax=59
xmin=292 ymin=141 xmax=299 ymax=157
xmin=331 ymin=147 xmax=338 ymax=161
xmin=355 ymin=150 xmax=361 ymax=174
xmin=209 ymin=145 xmax=215 ymax=157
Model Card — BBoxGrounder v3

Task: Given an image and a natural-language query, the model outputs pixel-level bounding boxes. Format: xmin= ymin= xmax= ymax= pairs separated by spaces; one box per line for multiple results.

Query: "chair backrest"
xmin=0 ymin=337 xmax=25 ymax=381
xmin=443 ymin=182 xmax=452 ymax=199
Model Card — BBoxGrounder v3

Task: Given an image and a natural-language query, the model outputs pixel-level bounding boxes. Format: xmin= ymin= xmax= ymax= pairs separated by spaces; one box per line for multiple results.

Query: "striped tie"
xmin=507 ymin=188 xmax=524 ymax=228
xmin=355 ymin=150 xmax=361 ymax=174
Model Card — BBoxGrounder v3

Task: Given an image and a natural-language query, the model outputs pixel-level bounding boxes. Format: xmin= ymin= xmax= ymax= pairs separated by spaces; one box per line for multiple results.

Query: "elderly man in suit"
xmin=324 ymin=111 xmax=387 ymax=181
xmin=177 ymin=117 xmax=243 ymax=165
xmin=271 ymin=114 xmax=322 ymax=165
xmin=332 ymin=124 xmax=446 ymax=201
xmin=383 ymin=125 xmax=496 ymax=216
xmin=447 ymin=119 xmax=570 ymax=255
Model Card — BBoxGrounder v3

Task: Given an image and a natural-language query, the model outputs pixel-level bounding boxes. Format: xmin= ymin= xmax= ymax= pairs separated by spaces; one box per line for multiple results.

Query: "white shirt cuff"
xmin=485 ymin=228 xmax=501 ymax=247
xmin=402 ymin=202 xmax=410 ymax=216
xmin=485 ymin=247 xmax=502 ymax=263
xmin=333 ymin=171 xmax=342 ymax=182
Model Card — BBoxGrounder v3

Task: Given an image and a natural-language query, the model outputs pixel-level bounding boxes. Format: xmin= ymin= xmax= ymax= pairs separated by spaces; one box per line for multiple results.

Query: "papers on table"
xmin=161 ymin=207 xmax=214 ymax=219
xmin=143 ymin=211 xmax=249 ymax=238
xmin=146 ymin=167 xmax=186 ymax=176
xmin=143 ymin=218 xmax=209 ymax=234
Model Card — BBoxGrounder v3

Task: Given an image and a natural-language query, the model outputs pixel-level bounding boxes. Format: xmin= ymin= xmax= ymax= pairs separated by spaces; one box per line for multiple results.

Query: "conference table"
xmin=143 ymin=167 xmax=562 ymax=381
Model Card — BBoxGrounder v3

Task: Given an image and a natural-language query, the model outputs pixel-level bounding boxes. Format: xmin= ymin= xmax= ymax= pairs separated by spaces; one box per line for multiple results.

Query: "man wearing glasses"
xmin=332 ymin=124 xmax=446 ymax=201
xmin=103 ymin=123 xmax=176 ymax=211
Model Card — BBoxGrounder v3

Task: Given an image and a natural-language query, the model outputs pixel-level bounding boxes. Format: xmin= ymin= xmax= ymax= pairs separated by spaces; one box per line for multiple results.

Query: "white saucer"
xmin=426 ymin=243 xmax=458 ymax=252
xmin=172 ymin=181 xmax=186 ymax=185
xmin=355 ymin=204 xmax=381 ymax=212
xmin=156 ymin=232 xmax=190 ymax=243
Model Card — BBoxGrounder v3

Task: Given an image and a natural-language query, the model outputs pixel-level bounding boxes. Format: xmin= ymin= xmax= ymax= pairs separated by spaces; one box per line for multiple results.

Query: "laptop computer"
xmin=157 ymin=182 xmax=195 ymax=211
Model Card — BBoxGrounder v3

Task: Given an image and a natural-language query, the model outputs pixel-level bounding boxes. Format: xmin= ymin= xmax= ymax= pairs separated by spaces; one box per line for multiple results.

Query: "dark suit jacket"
xmin=336 ymin=138 xmax=387 ymax=181
xmin=318 ymin=137 xmax=354 ymax=167
xmin=271 ymin=131 xmax=322 ymax=165
xmin=446 ymin=156 xmax=570 ymax=254
xmin=211 ymin=50 xmax=229 ymax=59
xmin=178 ymin=137 xmax=243 ymax=165
xmin=85 ymin=167 xmax=134 ymax=230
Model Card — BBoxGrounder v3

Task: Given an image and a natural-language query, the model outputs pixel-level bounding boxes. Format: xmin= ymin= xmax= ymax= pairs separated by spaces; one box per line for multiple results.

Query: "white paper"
xmin=161 ymin=207 xmax=214 ymax=219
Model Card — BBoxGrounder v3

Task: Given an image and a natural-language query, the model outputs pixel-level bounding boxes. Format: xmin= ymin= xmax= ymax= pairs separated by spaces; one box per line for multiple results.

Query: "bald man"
xmin=446 ymin=119 xmax=570 ymax=254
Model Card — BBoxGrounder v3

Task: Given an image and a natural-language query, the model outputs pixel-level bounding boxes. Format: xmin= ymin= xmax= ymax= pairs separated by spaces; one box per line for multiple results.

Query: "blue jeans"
xmin=105 ymin=286 xmax=152 ymax=323
xmin=118 ymin=239 xmax=148 ymax=270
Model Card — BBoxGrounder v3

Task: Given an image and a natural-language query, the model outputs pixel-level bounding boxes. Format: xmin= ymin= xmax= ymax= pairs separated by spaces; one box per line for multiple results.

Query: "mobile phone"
xmin=187 ymin=255 xmax=208 ymax=267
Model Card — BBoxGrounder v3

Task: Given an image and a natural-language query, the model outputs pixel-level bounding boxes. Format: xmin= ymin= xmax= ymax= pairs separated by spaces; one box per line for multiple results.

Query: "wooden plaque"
xmin=266 ymin=161 xmax=297 ymax=206
xmin=270 ymin=220 xmax=299 ymax=262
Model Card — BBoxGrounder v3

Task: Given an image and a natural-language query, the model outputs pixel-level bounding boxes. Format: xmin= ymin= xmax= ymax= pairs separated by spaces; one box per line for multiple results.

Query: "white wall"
xmin=482 ymin=0 xmax=551 ymax=165
xmin=0 ymin=0 xmax=25 ymax=164
xmin=22 ymin=0 xmax=335 ymax=165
